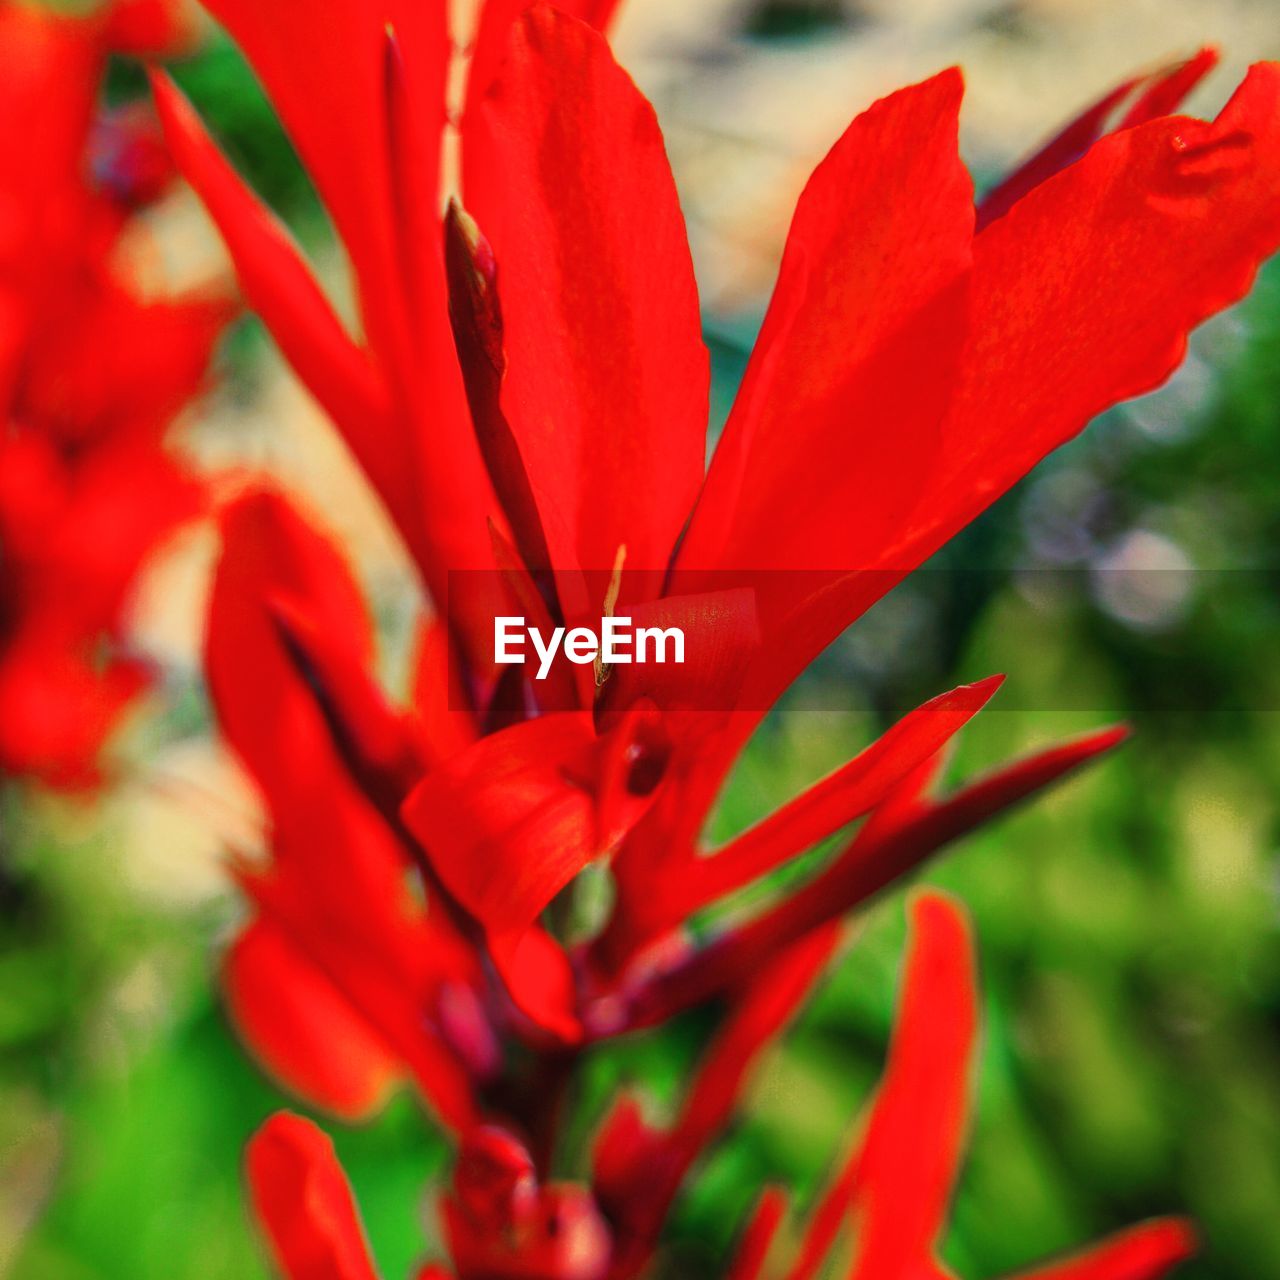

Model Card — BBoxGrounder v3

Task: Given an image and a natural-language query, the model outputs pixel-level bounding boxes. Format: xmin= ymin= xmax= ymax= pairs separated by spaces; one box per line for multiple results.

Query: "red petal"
xmin=845 ymin=893 xmax=976 ymax=1277
xmin=488 ymin=926 xmax=583 ymax=1045
xmin=206 ymin=490 xmax=374 ymax=813
xmin=726 ymin=1187 xmax=788 ymax=1280
xmin=192 ymin=0 xmax=419 ymax=357
xmin=680 ymin=676 xmax=1003 ymax=916
xmin=103 ymin=0 xmax=196 ymax=55
xmin=0 ymin=640 xmax=146 ymax=787
xmin=602 ymin=926 xmax=837 ymax=1280
xmin=209 ymin=492 xmax=480 ymax=1128
xmin=922 ymin=65 xmax=1280 ymax=569
xmin=165 ymin=10 xmax=502 ymax=646
xmin=464 ymin=0 xmax=624 ymax=129
xmin=679 ymin=925 xmax=838 ymax=1162
xmin=410 ymin=619 xmax=480 ymax=765
xmin=400 ymin=713 xmax=602 ymax=936
xmin=977 ymin=49 xmax=1218 ymax=230
xmin=269 ymin=595 xmax=425 ymax=815
xmin=238 ymin=860 xmax=480 ymax=1131
xmin=1008 ymin=1219 xmax=1197 ymax=1280
xmin=677 ymin=70 xmax=972 ymax=680
xmin=1119 ymin=49 xmax=1219 ymax=128
xmin=225 ymin=920 xmax=404 ymax=1122
xmin=150 ymin=73 xmax=401 ymax=510
xmin=246 ymin=1113 xmax=382 ymax=1280
xmin=637 ymin=725 xmax=1125 ymax=1021
xmin=464 ymin=7 xmax=708 ymax=588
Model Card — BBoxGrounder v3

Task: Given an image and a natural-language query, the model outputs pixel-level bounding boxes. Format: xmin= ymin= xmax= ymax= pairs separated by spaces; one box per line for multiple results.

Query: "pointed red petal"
xmin=977 ymin=50 xmax=1219 ymax=230
xmin=726 ymin=1187 xmax=789 ymax=1280
xmin=924 ymin=65 xmax=1280 ymax=566
xmin=1120 ymin=49 xmax=1219 ymax=128
xmin=684 ymin=676 xmax=1003 ymax=914
xmin=193 ymin=0 xmax=423 ymax=356
xmin=464 ymin=7 xmax=708 ymax=585
xmin=150 ymin=73 xmax=402 ymax=511
xmin=638 ymin=725 xmax=1124 ymax=1021
xmin=844 ymin=893 xmax=976 ymax=1276
xmin=602 ymin=926 xmax=838 ymax=1280
xmin=246 ymin=1113 xmax=382 ymax=1280
xmin=401 ymin=712 xmax=602 ymax=937
xmin=977 ymin=77 xmax=1142 ymax=230
xmin=678 ymin=72 xmax=972 ymax=625
xmin=1008 ymin=1219 xmax=1197 ymax=1280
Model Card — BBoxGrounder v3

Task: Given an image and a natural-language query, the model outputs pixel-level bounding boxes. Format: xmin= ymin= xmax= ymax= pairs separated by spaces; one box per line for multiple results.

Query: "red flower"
xmin=243 ymin=895 xmax=1195 ymax=1280
xmin=157 ymin=0 xmax=1280 ymax=1111
xmin=0 ymin=0 xmax=227 ymax=785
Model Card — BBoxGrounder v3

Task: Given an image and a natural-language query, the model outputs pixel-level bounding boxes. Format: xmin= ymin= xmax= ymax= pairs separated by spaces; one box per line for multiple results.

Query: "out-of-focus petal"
xmin=246 ymin=1113 xmax=382 ymax=1280
xmin=225 ymin=920 xmax=405 ymax=1123
xmin=727 ymin=1187 xmax=789 ymax=1280
xmin=150 ymin=73 xmax=403 ymax=511
xmin=1007 ymin=1220 xmax=1197 ymax=1280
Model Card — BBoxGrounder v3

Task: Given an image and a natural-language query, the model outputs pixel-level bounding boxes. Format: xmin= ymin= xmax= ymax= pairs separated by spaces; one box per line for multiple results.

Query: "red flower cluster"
xmin=149 ymin=0 xmax=1280 ymax=1275
xmin=0 ymin=0 xmax=226 ymax=786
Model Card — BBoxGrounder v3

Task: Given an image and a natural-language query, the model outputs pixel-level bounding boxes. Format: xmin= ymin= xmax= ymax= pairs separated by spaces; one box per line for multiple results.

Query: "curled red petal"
xmin=401 ymin=712 xmax=601 ymax=937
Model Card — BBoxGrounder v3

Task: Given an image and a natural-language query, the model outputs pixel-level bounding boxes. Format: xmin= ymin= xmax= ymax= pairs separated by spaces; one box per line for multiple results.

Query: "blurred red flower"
xmin=0 ymin=0 xmax=227 ymax=785
xmin=243 ymin=894 xmax=1196 ymax=1280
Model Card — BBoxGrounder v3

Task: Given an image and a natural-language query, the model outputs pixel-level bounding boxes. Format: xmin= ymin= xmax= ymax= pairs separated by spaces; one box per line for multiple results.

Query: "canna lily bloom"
xmin=207 ymin=477 xmax=1121 ymax=1127
xmin=164 ymin=2 xmax=1280 ymax=1078
xmin=242 ymin=895 xmax=1196 ymax=1280
xmin=159 ymin=0 xmax=1280 ymax=1112
xmin=0 ymin=0 xmax=227 ymax=785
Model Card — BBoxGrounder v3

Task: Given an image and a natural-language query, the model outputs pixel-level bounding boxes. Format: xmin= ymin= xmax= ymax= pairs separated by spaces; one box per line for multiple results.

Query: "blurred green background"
xmin=5 ymin=2 xmax=1280 ymax=1277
